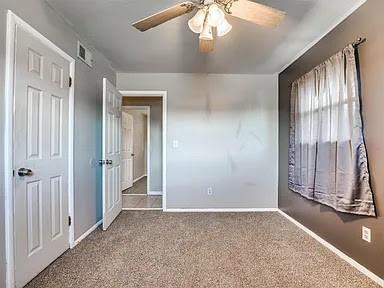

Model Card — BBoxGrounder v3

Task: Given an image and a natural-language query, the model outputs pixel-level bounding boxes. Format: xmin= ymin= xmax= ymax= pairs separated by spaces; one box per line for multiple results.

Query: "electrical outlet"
xmin=207 ymin=187 xmax=213 ymax=196
xmin=362 ymin=226 xmax=371 ymax=243
xmin=172 ymin=140 xmax=179 ymax=148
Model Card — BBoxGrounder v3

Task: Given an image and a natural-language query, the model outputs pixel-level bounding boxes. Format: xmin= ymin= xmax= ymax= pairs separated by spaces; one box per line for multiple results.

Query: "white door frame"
xmin=4 ymin=11 xmax=75 ymax=288
xmin=122 ymin=106 xmax=151 ymax=194
xmin=120 ymin=91 xmax=167 ymax=210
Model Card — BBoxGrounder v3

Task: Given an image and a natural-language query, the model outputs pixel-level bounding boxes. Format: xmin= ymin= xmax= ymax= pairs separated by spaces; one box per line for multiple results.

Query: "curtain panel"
xmin=288 ymin=44 xmax=376 ymax=216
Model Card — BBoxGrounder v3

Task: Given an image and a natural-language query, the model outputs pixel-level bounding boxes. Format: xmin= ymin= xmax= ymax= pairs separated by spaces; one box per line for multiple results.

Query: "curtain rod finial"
xmin=353 ymin=37 xmax=366 ymax=48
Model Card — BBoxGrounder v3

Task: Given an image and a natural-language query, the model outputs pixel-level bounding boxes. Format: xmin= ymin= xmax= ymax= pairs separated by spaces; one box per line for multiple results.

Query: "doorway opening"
xmin=120 ymin=93 xmax=166 ymax=210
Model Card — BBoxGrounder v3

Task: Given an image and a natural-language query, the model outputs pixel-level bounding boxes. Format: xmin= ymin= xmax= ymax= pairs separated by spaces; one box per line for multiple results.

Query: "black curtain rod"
xmin=352 ymin=37 xmax=366 ymax=48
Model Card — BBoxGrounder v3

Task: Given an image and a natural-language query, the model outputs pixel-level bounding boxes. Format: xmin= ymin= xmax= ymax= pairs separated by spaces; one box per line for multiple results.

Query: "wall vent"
xmin=77 ymin=41 xmax=93 ymax=68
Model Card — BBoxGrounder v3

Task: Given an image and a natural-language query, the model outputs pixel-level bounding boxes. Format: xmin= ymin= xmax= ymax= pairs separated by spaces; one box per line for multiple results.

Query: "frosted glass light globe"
xmin=217 ymin=18 xmax=232 ymax=37
xmin=207 ymin=4 xmax=225 ymax=27
xmin=188 ymin=8 xmax=207 ymax=34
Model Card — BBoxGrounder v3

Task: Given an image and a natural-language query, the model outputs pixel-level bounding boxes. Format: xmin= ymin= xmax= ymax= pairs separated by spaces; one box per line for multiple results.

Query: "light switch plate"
xmin=172 ymin=140 xmax=179 ymax=148
xmin=362 ymin=226 xmax=371 ymax=243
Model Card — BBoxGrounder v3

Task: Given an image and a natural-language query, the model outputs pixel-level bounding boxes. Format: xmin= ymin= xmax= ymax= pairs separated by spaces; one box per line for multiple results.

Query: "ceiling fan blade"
xmin=132 ymin=1 xmax=196 ymax=32
xmin=229 ymin=0 xmax=286 ymax=28
xmin=199 ymin=39 xmax=214 ymax=53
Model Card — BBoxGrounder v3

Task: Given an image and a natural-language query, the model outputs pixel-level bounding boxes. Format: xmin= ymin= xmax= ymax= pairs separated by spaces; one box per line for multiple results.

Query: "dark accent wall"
xmin=279 ymin=0 xmax=384 ymax=278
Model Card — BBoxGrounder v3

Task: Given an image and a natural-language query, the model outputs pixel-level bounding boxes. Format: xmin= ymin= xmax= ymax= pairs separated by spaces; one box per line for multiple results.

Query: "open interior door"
xmin=102 ymin=78 xmax=122 ymax=230
xmin=121 ymin=111 xmax=134 ymax=191
xmin=13 ymin=24 xmax=71 ymax=287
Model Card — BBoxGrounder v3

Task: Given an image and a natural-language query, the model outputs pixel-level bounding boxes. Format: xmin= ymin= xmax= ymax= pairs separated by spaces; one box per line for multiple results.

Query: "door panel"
xmin=26 ymin=180 xmax=43 ymax=255
xmin=102 ymin=79 xmax=122 ymax=230
xmin=121 ymin=111 xmax=134 ymax=190
xmin=107 ymin=113 xmax=114 ymax=154
xmin=14 ymin=26 xmax=70 ymax=287
xmin=50 ymin=176 xmax=63 ymax=240
xmin=27 ymin=86 xmax=43 ymax=159
xmin=107 ymin=167 xmax=114 ymax=210
xmin=115 ymin=165 xmax=121 ymax=203
xmin=50 ymin=95 xmax=63 ymax=158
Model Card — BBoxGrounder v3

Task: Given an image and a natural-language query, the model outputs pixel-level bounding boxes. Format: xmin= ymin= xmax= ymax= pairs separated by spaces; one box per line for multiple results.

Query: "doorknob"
xmin=131 ymin=153 xmax=135 ymax=157
xmin=18 ymin=168 xmax=33 ymax=177
xmin=99 ymin=160 xmax=113 ymax=165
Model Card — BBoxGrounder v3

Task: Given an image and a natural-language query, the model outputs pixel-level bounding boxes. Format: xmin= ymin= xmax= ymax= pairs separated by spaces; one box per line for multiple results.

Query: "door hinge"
xmin=68 ymin=216 xmax=72 ymax=226
xmin=69 ymin=77 xmax=72 ymax=88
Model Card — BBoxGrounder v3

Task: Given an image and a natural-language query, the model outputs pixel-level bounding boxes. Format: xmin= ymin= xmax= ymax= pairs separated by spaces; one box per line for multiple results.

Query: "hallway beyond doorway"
xmin=123 ymin=177 xmax=147 ymax=195
xmin=122 ymin=177 xmax=162 ymax=210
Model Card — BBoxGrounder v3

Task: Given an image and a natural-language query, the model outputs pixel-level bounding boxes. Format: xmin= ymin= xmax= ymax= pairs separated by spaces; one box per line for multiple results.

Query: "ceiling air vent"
xmin=77 ymin=41 xmax=93 ymax=68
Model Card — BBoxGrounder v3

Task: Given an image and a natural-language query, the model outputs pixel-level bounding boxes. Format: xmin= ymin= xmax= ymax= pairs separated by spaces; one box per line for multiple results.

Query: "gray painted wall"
xmin=0 ymin=1 xmax=115 ymax=285
xmin=126 ymin=109 xmax=147 ymax=181
xmin=123 ymin=98 xmax=163 ymax=192
xmin=279 ymin=0 xmax=384 ymax=278
xmin=118 ymin=73 xmax=278 ymax=209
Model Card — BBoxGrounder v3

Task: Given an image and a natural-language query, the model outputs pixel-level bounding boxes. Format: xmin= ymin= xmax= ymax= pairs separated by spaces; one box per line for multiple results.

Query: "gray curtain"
xmin=288 ymin=44 xmax=376 ymax=216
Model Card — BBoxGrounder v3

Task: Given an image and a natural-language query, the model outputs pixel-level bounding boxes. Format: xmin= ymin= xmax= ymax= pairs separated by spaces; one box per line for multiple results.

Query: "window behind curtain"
xmin=288 ymin=45 xmax=376 ymax=216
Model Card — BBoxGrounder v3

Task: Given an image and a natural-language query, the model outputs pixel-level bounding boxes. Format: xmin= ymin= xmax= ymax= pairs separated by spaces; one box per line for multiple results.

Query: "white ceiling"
xmin=46 ymin=0 xmax=364 ymax=74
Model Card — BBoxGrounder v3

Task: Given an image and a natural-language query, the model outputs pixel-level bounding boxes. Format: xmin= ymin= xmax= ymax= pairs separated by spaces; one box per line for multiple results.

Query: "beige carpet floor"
xmin=26 ymin=212 xmax=380 ymax=288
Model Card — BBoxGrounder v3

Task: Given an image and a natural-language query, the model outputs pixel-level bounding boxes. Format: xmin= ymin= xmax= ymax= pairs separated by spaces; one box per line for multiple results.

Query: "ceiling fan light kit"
xmin=207 ymin=4 xmax=225 ymax=27
xmin=216 ymin=18 xmax=232 ymax=37
xmin=199 ymin=21 xmax=214 ymax=40
xmin=188 ymin=7 xmax=207 ymax=33
xmin=195 ymin=3 xmax=232 ymax=41
xmin=132 ymin=0 xmax=286 ymax=53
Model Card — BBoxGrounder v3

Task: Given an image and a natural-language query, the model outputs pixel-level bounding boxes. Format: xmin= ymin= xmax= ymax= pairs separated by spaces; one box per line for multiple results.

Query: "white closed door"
xmin=13 ymin=26 xmax=70 ymax=287
xmin=121 ymin=111 xmax=134 ymax=191
xmin=102 ymin=78 xmax=122 ymax=230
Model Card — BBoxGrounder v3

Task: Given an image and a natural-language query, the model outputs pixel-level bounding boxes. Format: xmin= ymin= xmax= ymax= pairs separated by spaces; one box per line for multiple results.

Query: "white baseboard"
xmin=122 ymin=208 xmax=162 ymax=211
xmin=278 ymin=210 xmax=384 ymax=287
xmin=164 ymin=208 xmax=278 ymax=213
xmin=133 ymin=174 xmax=146 ymax=183
xmin=148 ymin=190 xmax=162 ymax=196
xmin=71 ymin=220 xmax=102 ymax=248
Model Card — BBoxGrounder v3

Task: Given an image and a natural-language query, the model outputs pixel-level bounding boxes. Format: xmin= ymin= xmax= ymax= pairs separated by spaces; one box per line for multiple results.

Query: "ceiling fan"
xmin=132 ymin=0 xmax=286 ymax=53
